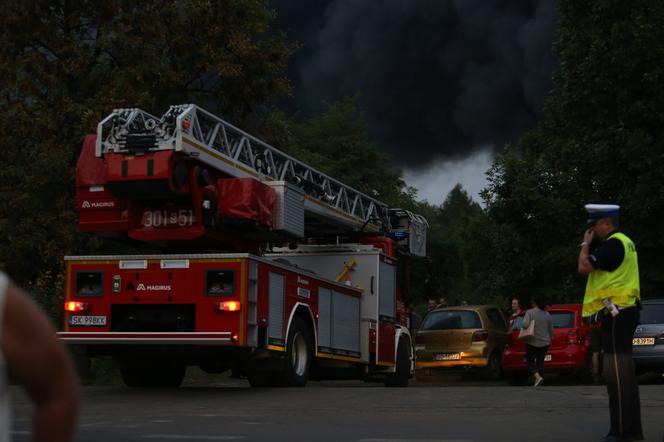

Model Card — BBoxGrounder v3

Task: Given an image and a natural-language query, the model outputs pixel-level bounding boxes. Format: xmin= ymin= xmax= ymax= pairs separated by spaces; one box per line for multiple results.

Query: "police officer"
xmin=578 ymin=204 xmax=643 ymax=442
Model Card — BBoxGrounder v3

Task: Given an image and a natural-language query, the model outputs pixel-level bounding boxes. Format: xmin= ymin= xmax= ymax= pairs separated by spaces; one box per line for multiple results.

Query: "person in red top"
xmin=508 ymin=298 xmax=523 ymax=330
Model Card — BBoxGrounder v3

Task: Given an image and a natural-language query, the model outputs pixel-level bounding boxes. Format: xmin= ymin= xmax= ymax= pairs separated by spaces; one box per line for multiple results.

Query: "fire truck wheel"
xmin=280 ymin=317 xmax=313 ymax=387
xmin=385 ymin=338 xmax=410 ymax=387
xmin=247 ymin=372 xmax=276 ymax=387
xmin=120 ymin=366 xmax=144 ymax=388
xmin=120 ymin=363 xmax=186 ymax=388
xmin=149 ymin=363 xmax=186 ymax=387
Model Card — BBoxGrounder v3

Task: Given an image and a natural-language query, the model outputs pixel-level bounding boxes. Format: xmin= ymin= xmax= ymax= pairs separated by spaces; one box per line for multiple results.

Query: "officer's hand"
xmin=583 ymin=228 xmax=594 ymax=244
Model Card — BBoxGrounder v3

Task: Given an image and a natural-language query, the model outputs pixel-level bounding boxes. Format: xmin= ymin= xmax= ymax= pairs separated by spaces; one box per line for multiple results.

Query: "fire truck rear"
xmin=58 ymin=105 xmax=428 ymax=387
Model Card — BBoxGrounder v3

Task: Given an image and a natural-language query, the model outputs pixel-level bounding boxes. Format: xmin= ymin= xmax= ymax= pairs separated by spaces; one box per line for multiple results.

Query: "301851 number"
xmin=141 ymin=209 xmax=194 ymax=228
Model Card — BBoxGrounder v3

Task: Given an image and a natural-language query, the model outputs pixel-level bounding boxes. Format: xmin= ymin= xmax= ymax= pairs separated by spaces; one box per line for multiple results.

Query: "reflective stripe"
xmin=583 ymin=232 xmax=640 ymax=316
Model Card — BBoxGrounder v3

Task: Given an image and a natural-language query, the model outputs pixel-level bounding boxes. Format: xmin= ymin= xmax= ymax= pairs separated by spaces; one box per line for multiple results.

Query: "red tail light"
xmin=216 ymin=301 xmax=241 ymax=312
xmin=567 ymin=329 xmax=580 ymax=344
xmin=472 ymin=330 xmax=489 ymax=342
xmin=65 ymin=301 xmax=90 ymax=312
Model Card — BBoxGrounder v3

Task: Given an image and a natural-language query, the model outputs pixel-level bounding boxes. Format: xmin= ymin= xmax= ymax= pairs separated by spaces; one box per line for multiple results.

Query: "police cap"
xmin=585 ymin=204 xmax=620 ymax=224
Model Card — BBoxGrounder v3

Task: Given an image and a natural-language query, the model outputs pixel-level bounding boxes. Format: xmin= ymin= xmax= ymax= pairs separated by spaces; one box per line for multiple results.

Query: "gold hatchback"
xmin=415 ymin=305 xmax=509 ymax=379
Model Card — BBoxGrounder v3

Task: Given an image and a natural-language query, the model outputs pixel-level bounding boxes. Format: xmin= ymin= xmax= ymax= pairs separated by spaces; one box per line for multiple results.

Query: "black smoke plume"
xmin=270 ymin=0 xmax=557 ymax=168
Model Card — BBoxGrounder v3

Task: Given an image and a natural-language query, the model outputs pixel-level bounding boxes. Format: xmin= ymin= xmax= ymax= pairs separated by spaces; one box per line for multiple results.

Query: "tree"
xmin=483 ymin=0 xmax=664 ymax=302
xmin=0 ymin=0 xmax=295 ymax=316
xmin=421 ymin=184 xmax=497 ymax=306
xmin=260 ymin=97 xmax=410 ymax=206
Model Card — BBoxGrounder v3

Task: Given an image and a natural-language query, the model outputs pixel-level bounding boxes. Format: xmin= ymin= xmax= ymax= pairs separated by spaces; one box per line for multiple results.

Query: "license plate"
xmin=435 ymin=353 xmax=460 ymax=361
xmin=544 ymin=354 xmax=552 ymax=362
xmin=633 ymin=337 xmax=655 ymax=346
xmin=68 ymin=315 xmax=107 ymax=327
xmin=140 ymin=209 xmax=196 ymax=228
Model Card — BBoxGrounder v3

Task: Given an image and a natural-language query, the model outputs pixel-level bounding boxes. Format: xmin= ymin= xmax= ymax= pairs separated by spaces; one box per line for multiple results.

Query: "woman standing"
xmin=522 ymin=298 xmax=554 ymax=386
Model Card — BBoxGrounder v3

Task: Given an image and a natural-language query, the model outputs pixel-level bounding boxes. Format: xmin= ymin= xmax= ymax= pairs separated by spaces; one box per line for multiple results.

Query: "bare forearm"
xmin=33 ymin=392 xmax=79 ymax=442
xmin=578 ymin=243 xmax=592 ymax=274
xmin=30 ymin=345 xmax=79 ymax=442
xmin=3 ymin=286 xmax=80 ymax=442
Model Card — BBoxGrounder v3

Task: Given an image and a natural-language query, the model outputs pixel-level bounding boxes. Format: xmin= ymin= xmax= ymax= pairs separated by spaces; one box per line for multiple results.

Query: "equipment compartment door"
xmin=267 ymin=271 xmax=285 ymax=346
xmin=377 ymin=258 xmax=396 ymax=365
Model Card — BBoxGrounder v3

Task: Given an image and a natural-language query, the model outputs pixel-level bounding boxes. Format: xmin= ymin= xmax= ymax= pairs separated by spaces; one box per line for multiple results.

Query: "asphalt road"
xmin=9 ymin=373 xmax=664 ymax=442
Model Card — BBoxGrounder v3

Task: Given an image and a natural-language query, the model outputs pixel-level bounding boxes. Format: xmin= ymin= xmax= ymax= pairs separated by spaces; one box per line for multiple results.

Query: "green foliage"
xmin=412 ymin=184 xmax=496 ymax=307
xmin=0 ymin=0 xmax=294 ymax=317
xmin=260 ymin=97 xmax=409 ymax=206
xmin=483 ymin=0 xmax=664 ymax=303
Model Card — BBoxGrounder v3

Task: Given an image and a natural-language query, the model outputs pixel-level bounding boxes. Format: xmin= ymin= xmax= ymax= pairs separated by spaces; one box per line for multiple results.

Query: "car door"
xmin=485 ymin=308 xmax=509 ymax=349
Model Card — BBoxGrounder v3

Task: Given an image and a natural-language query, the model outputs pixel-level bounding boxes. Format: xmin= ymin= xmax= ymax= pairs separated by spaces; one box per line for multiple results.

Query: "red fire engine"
xmin=58 ymin=104 xmax=428 ymax=387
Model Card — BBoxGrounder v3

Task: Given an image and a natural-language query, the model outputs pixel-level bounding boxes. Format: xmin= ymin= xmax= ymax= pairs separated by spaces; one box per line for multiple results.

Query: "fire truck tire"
xmin=120 ymin=367 xmax=144 ymax=388
xmin=385 ymin=338 xmax=410 ymax=387
xmin=246 ymin=372 xmax=276 ymax=387
xmin=150 ymin=364 xmax=186 ymax=387
xmin=120 ymin=363 xmax=186 ymax=388
xmin=279 ymin=317 xmax=313 ymax=387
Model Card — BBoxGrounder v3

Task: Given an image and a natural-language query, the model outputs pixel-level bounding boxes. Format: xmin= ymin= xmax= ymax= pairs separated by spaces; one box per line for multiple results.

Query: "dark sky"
xmin=269 ymin=0 xmax=558 ymax=170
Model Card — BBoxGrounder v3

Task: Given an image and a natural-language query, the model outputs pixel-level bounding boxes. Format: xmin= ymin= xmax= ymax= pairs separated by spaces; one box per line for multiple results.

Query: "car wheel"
xmin=506 ymin=372 xmax=528 ymax=386
xmin=385 ymin=338 xmax=410 ymax=387
xmin=577 ymin=353 xmax=594 ymax=383
xmin=484 ymin=351 xmax=502 ymax=380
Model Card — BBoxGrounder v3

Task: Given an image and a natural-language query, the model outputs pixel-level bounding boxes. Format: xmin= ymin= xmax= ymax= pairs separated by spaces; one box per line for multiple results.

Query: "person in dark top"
xmin=578 ymin=204 xmax=642 ymax=442
xmin=587 ymin=232 xmax=625 ymax=271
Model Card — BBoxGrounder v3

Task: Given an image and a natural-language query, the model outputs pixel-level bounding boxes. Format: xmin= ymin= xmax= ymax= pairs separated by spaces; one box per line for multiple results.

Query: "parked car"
xmin=503 ymin=304 xmax=593 ymax=383
xmin=632 ymin=299 xmax=664 ymax=375
xmin=415 ymin=305 xmax=509 ymax=379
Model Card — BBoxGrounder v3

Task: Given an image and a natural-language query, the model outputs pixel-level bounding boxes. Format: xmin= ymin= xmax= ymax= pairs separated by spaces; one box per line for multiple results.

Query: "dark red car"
xmin=503 ymin=304 xmax=594 ymax=383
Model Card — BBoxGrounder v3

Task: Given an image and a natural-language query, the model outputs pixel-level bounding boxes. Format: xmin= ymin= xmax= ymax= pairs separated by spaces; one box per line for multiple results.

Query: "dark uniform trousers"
xmin=601 ymin=306 xmax=643 ymax=438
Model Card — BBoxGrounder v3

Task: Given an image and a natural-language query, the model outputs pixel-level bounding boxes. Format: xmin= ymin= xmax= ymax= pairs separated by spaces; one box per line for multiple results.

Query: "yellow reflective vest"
xmin=582 ymin=232 xmax=640 ymax=317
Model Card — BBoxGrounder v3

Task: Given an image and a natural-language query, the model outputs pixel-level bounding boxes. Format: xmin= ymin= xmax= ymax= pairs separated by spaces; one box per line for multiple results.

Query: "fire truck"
xmin=58 ymin=104 xmax=428 ymax=388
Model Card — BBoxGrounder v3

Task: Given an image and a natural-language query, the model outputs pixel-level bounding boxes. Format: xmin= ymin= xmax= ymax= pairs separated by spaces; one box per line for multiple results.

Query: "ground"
xmin=9 ymin=372 xmax=664 ymax=441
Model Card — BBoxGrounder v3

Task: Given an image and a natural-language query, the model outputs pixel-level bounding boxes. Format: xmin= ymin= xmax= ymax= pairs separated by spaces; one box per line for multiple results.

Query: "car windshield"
xmin=639 ymin=304 xmax=664 ymax=325
xmin=511 ymin=311 xmax=574 ymax=331
xmin=421 ymin=310 xmax=481 ymax=330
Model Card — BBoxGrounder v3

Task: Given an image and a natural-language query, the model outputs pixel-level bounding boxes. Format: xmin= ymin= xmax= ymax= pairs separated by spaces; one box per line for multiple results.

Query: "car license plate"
xmin=435 ymin=353 xmax=460 ymax=361
xmin=632 ymin=337 xmax=655 ymax=346
xmin=68 ymin=315 xmax=107 ymax=327
xmin=544 ymin=354 xmax=552 ymax=362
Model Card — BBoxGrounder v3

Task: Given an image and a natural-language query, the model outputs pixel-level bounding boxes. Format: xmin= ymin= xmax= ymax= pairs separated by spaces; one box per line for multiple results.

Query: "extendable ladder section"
xmin=96 ymin=104 xmax=386 ymax=232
